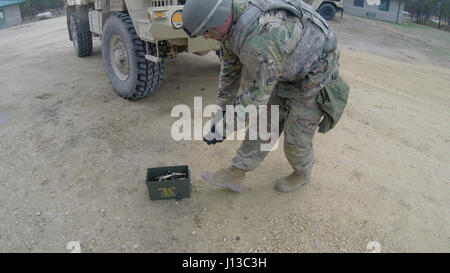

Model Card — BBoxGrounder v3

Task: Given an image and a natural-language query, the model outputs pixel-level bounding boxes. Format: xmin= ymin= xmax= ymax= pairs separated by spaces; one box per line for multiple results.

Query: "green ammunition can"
xmin=146 ymin=165 xmax=191 ymax=201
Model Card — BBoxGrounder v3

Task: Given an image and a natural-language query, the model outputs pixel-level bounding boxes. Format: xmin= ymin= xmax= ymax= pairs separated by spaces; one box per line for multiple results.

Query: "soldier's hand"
xmin=204 ymin=110 xmax=226 ymax=145
xmin=203 ymin=123 xmax=225 ymax=145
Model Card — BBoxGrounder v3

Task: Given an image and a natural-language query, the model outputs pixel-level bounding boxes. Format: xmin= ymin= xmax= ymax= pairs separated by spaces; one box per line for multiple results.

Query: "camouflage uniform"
xmin=217 ymin=0 xmax=341 ymax=177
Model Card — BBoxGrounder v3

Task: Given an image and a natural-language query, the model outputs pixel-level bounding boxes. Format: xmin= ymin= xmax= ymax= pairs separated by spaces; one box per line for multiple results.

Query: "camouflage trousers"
xmin=231 ymin=90 xmax=323 ymax=177
xmin=231 ymin=50 xmax=341 ymax=176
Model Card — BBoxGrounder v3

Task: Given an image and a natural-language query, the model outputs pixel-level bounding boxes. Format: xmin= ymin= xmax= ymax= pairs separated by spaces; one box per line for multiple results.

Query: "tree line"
xmin=20 ymin=0 xmax=65 ymax=18
xmin=405 ymin=0 xmax=450 ymax=28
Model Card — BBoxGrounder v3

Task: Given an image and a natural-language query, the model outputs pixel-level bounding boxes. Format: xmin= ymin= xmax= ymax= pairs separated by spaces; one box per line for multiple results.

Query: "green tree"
xmin=405 ymin=0 xmax=440 ymax=24
xmin=440 ymin=0 xmax=450 ymax=26
xmin=406 ymin=0 xmax=450 ymax=26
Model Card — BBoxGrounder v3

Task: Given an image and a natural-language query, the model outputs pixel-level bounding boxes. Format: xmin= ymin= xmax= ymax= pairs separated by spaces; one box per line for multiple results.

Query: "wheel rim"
xmin=109 ymin=34 xmax=130 ymax=81
xmin=321 ymin=6 xmax=333 ymax=19
xmin=71 ymin=21 xmax=78 ymax=49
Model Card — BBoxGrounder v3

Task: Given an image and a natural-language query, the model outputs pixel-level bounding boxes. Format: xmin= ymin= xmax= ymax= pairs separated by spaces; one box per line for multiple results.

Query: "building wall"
xmin=343 ymin=0 xmax=404 ymax=24
xmin=4 ymin=4 xmax=22 ymax=27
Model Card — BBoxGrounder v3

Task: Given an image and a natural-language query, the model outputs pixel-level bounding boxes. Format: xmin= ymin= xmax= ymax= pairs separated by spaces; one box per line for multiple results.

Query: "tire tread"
xmin=107 ymin=12 xmax=164 ymax=100
xmin=70 ymin=13 xmax=93 ymax=57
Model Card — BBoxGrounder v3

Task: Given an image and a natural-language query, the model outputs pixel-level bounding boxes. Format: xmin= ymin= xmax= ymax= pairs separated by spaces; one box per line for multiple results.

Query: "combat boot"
xmin=275 ymin=172 xmax=312 ymax=193
xmin=201 ymin=166 xmax=246 ymax=192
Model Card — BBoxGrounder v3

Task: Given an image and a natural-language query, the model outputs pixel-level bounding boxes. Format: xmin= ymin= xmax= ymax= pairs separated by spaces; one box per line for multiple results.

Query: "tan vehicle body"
xmin=65 ymin=0 xmax=219 ymax=57
xmin=305 ymin=0 xmax=344 ymax=20
xmin=307 ymin=0 xmax=343 ymax=10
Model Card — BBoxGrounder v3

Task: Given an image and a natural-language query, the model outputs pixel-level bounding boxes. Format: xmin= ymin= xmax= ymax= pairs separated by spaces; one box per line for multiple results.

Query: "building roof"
xmin=0 ymin=0 xmax=26 ymax=8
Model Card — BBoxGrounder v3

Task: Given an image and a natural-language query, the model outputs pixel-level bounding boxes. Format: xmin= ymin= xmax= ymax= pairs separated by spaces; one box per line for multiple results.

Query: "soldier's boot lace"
xmin=201 ymin=166 xmax=246 ymax=192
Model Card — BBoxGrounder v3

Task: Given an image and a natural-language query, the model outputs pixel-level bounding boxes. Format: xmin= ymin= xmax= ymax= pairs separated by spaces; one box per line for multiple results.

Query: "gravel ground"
xmin=0 ymin=15 xmax=449 ymax=252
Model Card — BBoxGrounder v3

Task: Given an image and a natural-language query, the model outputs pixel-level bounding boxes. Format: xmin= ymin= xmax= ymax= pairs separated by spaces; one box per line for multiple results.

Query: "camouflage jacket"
xmin=217 ymin=0 xmax=337 ymax=108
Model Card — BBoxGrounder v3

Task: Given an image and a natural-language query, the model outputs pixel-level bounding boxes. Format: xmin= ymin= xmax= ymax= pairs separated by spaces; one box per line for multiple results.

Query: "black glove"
xmin=203 ymin=110 xmax=226 ymax=145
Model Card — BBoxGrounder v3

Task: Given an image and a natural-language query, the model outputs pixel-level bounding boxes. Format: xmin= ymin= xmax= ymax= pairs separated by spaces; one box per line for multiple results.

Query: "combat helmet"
xmin=182 ymin=0 xmax=232 ymax=38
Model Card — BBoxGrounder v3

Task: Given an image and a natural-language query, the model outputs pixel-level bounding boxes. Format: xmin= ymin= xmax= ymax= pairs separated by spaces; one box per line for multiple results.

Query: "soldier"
xmin=182 ymin=0 xmax=349 ymax=193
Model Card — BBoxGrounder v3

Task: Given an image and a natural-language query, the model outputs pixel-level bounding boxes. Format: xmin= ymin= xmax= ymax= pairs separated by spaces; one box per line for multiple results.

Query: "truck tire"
xmin=102 ymin=12 xmax=164 ymax=100
xmin=318 ymin=4 xmax=336 ymax=21
xmin=70 ymin=13 xmax=93 ymax=57
xmin=215 ymin=50 xmax=221 ymax=61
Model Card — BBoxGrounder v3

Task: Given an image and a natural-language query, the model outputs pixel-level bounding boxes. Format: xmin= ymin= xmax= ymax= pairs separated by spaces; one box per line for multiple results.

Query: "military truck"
xmin=307 ymin=0 xmax=344 ymax=20
xmin=65 ymin=0 xmax=342 ymax=100
xmin=65 ymin=0 xmax=219 ymax=99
